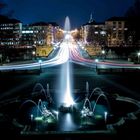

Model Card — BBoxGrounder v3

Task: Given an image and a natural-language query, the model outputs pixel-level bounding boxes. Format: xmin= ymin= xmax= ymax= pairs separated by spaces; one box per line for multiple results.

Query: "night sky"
xmin=1 ymin=0 xmax=135 ymax=29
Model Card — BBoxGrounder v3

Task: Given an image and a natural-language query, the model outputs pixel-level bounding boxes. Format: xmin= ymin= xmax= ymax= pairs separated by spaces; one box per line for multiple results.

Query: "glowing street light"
xmin=95 ymin=59 xmax=99 ymax=71
xmin=101 ymin=50 xmax=105 ymax=61
xmin=95 ymin=59 xmax=99 ymax=63
xmin=30 ymin=114 xmax=34 ymax=121
xmin=38 ymin=59 xmax=42 ymax=72
xmin=137 ymin=52 xmax=140 ymax=63
xmin=32 ymin=51 xmax=36 ymax=60
xmin=104 ymin=111 xmax=108 ymax=123
xmin=102 ymin=50 xmax=105 ymax=54
xmin=0 ymin=54 xmax=2 ymax=65
xmin=82 ymin=46 xmax=84 ymax=49
xmin=32 ymin=51 xmax=35 ymax=55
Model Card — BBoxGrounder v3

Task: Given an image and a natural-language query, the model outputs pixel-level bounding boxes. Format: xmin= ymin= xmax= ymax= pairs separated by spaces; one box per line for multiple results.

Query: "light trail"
xmin=0 ymin=43 xmax=69 ymax=71
xmin=0 ymin=33 xmax=140 ymax=70
xmin=69 ymin=42 xmax=140 ymax=69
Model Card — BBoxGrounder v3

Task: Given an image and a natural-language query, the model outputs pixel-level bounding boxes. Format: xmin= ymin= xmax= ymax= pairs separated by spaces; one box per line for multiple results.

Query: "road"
xmin=0 ymin=37 xmax=140 ymax=71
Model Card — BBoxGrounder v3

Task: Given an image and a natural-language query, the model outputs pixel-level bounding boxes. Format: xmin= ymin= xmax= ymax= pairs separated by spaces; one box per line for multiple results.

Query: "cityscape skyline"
xmin=1 ymin=0 xmax=135 ymax=29
xmin=0 ymin=0 xmax=140 ymax=138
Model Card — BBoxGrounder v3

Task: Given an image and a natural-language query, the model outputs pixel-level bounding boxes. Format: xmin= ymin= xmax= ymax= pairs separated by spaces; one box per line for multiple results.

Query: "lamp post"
xmin=104 ymin=111 xmax=108 ymax=124
xmin=0 ymin=54 xmax=2 ymax=65
xmin=38 ymin=59 xmax=42 ymax=72
xmin=95 ymin=59 xmax=99 ymax=72
xmin=101 ymin=50 xmax=105 ymax=61
xmin=32 ymin=51 xmax=36 ymax=60
xmin=137 ymin=52 xmax=140 ymax=63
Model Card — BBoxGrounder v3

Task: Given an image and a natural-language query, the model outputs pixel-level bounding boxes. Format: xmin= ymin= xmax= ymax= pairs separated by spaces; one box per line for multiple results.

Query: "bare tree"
xmin=125 ymin=0 xmax=140 ymax=46
xmin=87 ymin=26 xmax=95 ymax=44
xmin=0 ymin=2 xmax=7 ymax=13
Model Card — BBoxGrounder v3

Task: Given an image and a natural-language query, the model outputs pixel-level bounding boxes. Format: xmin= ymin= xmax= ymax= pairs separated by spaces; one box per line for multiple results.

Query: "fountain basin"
xmin=0 ymin=90 xmax=140 ymax=137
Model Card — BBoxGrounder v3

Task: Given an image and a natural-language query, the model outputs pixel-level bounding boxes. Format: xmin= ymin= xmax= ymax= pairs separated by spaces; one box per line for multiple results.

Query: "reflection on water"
xmin=58 ymin=113 xmax=77 ymax=131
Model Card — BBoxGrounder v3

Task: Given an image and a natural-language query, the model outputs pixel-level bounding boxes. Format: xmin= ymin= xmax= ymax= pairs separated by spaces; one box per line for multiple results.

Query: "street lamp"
xmin=38 ymin=59 xmax=42 ymax=72
xmin=137 ymin=52 xmax=140 ymax=63
xmin=101 ymin=50 xmax=105 ymax=61
xmin=32 ymin=51 xmax=36 ymax=60
xmin=32 ymin=51 xmax=35 ymax=55
xmin=104 ymin=111 xmax=108 ymax=124
xmin=95 ymin=59 xmax=99 ymax=72
xmin=102 ymin=50 xmax=105 ymax=54
xmin=0 ymin=54 xmax=2 ymax=65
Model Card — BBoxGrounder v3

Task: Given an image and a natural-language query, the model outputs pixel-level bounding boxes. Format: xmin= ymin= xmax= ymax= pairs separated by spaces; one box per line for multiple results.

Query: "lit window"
xmin=94 ymin=31 xmax=98 ymax=34
xmin=100 ymin=31 xmax=106 ymax=35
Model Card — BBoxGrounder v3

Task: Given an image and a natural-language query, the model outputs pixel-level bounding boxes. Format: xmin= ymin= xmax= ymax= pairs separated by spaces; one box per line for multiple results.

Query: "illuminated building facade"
xmin=46 ymin=22 xmax=59 ymax=45
xmin=81 ymin=14 xmax=107 ymax=46
xmin=30 ymin=22 xmax=48 ymax=46
xmin=21 ymin=25 xmax=34 ymax=48
xmin=0 ymin=15 xmax=22 ymax=48
xmin=105 ymin=17 xmax=127 ymax=47
xmin=29 ymin=22 xmax=59 ymax=46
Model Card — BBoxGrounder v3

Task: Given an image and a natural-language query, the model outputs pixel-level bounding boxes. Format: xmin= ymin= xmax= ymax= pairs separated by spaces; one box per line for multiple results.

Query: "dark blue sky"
xmin=1 ymin=0 xmax=135 ymax=29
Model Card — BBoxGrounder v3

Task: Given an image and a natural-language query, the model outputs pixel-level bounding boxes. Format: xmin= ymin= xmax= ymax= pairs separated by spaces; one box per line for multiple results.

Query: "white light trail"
xmin=0 ymin=43 xmax=69 ymax=71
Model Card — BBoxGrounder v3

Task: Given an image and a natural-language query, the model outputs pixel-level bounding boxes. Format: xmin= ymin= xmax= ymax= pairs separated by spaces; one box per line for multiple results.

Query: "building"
xmin=81 ymin=14 xmax=107 ymax=47
xmin=21 ymin=25 xmax=35 ymax=48
xmin=105 ymin=17 xmax=127 ymax=47
xmin=30 ymin=22 xmax=59 ymax=46
xmin=0 ymin=16 xmax=61 ymax=60
xmin=46 ymin=22 xmax=60 ymax=45
xmin=28 ymin=22 xmax=60 ymax=57
xmin=0 ymin=15 xmax=22 ymax=48
xmin=30 ymin=22 xmax=48 ymax=46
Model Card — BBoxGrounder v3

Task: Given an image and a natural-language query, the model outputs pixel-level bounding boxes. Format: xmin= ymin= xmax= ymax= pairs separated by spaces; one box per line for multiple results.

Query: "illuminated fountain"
xmin=5 ymin=17 xmax=140 ymax=136
xmin=80 ymin=82 xmax=110 ymax=127
xmin=64 ymin=16 xmax=70 ymax=33
xmin=32 ymin=83 xmax=52 ymax=103
xmin=17 ymin=80 xmax=140 ymax=135
xmin=58 ymin=16 xmax=75 ymax=112
xmin=19 ymin=83 xmax=58 ymax=131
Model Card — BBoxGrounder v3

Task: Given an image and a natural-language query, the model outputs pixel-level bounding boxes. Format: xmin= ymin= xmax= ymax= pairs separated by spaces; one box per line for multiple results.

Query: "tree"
xmin=74 ymin=31 xmax=82 ymax=41
xmin=125 ymin=0 xmax=140 ymax=46
xmin=0 ymin=2 xmax=7 ymax=13
xmin=87 ymin=25 xmax=107 ymax=46
xmin=125 ymin=0 xmax=140 ymax=17
xmin=0 ymin=2 xmax=14 ymax=18
xmin=86 ymin=26 xmax=95 ymax=44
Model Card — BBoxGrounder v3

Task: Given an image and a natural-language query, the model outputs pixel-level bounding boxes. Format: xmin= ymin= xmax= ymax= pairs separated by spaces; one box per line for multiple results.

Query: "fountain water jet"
xmin=92 ymin=93 xmax=109 ymax=115
xmin=63 ymin=61 xmax=75 ymax=106
xmin=19 ymin=83 xmax=57 ymax=129
xmin=64 ymin=16 xmax=71 ymax=32
xmin=32 ymin=83 xmax=48 ymax=100
xmin=32 ymin=83 xmax=52 ymax=103
xmin=64 ymin=16 xmax=72 ymax=41
xmin=80 ymin=82 xmax=110 ymax=125
xmin=59 ymin=16 xmax=74 ymax=110
xmin=86 ymin=81 xmax=89 ymax=97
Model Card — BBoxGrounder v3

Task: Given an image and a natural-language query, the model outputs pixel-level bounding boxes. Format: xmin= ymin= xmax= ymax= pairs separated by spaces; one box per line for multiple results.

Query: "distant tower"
xmin=89 ymin=13 xmax=93 ymax=23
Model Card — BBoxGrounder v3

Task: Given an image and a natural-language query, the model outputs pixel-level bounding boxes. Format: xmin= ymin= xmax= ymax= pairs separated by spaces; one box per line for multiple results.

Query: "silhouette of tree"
xmin=87 ymin=26 xmax=95 ymax=44
xmin=0 ymin=2 xmax=7 ymax=13
xmin=87 ymin=25 xmax=107 ymax=46
xmin=74 ymin=31 xmax=82 ymax=41
xmin=125 ymin=0 xmax=140 ymax=46
xmin=125 ymin=0 xmax=140 ymax=17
